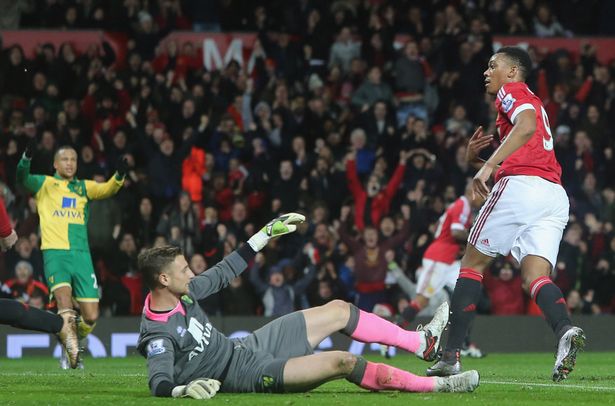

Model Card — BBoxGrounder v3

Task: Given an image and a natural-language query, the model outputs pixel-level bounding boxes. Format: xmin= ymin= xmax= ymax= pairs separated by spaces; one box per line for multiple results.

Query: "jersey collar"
xmin=144 ymin=293 xmax=186 ymax=323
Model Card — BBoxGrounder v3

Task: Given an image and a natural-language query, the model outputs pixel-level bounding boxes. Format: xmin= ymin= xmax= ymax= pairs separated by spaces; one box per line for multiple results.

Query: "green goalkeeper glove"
xmin=171 ymin=378 xmax=221 ymax=399
xmin=247 ymin=213 xmax=305 ymax=252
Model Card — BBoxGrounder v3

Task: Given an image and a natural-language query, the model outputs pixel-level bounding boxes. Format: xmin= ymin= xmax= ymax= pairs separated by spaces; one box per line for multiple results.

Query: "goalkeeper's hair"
xmin=139 ymin=245 xmax=182 ymax=290
xmin=495 ymin=46 xmax=532 ymax=81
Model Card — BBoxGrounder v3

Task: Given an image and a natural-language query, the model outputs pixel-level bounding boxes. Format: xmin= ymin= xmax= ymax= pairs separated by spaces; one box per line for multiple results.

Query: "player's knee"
xmin=461 ymin=245 xmax=491 ymax=272
xmin=326 ymin=299 xmax=350 ymax=325
xmin=82 ymin=310 xmax=99 ymax=325
xmin=521 ymin=276 xmax=532 ymax=293
xmin=521 ymin=268 xmax=551 ymax=293
xmin=334 ymin=351 xmax=358 ymax=375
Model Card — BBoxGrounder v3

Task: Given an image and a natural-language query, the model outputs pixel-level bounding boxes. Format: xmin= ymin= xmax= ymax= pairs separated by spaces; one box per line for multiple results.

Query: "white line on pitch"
xmin=482 ymin=380 xmax=615 ymax=392
xmin=0 ymin=372 xmax=146 ymax=377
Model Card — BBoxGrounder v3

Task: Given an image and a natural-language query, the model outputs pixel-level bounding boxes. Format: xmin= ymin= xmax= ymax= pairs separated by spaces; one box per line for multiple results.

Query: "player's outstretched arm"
xmin=16 ymin=144 xmax=46 ymax=194
xmin=189 ymin=213 xmax=306 ymax=300
xmin=84 ymin=173 xmax=125 ymax=200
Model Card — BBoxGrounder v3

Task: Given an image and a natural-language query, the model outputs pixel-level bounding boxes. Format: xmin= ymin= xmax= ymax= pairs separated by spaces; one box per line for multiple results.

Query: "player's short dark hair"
xmin=495 ymin=46 xmax=532 ymax=80
xmin=53 ymin=145 xmax=77 ymax=160
xmin=139 ymin=245 xmax=182 ymax=290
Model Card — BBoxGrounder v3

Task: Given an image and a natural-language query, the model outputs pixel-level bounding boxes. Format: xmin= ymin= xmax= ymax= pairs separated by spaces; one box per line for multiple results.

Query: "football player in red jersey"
xmin=428 ymin=47 xmax=584 ymax=382
xmin=399 ymin=181 xmax=482 ymax=324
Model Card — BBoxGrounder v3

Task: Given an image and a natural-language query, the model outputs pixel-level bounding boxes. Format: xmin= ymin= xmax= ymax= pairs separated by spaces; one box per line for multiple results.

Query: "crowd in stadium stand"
xmin=0 ymin=0 xmax=614 ymax=319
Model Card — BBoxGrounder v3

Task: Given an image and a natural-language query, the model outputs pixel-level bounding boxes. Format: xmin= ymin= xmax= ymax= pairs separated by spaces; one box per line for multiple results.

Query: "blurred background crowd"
xmin=0 ymin=0 xmax=614 ymax=319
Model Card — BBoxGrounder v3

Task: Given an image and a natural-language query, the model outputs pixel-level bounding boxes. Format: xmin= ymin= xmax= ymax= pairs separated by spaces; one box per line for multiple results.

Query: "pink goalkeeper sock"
xmin=351 ymin=309 xmax=421 ymax=353
xmin=360 ymin=362 xmax=436 ymax=392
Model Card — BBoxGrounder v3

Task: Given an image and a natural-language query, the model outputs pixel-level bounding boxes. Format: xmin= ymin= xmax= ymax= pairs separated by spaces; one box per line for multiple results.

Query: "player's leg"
xmin=428 ymin=178 xmax=516 ymax=376
xmin=73 ymin=251 xmax=100 ymax=341
xmin=0 ymin=299 xmax=80 ymax=366
xmin=400 ymin=294 xmax=428 ymax=324
xmin=282 ymin=351 xmax=479 ymax=393
xmin=54 ymin=286 xmax=82 ymax=369
xmin=515 ymin=179 xmax=584 ymax=381
xmin=0 ymin=298 xmax=62 ymax=332
xmin=427 ymin=244 xmax=492 ymax=376
xmin=301 ymin=299 xmax=448 ymax=361
xmin=43 ymin=250 xmax=81 ymax=368
xmin=521 ymin=255 xmax=584 ymax=382
xmin=400 ymin=259 xmax=448 ymax=325
xmin=522 ymin=255 xmax=571 ymax=338
xmin=77 ymin=301 xmax=99 ymax=338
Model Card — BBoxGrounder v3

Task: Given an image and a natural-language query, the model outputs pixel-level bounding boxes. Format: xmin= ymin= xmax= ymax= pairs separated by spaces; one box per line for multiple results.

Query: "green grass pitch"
xmin=1 ymin=353 xmax=614 ymax=405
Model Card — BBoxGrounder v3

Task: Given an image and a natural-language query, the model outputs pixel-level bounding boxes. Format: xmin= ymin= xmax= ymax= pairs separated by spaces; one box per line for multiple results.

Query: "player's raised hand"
xmin=472 ymin=163 xmax=494 ymax=200
xmin=116 ymin=156 xmax=129 ymax=178
xmin=23 ymin=137 xmax=38 ymax=159
xmin=247 ymin=213 xmax=306 ymax=252
xmin=466 ymin=126 xmax=493 ymax=164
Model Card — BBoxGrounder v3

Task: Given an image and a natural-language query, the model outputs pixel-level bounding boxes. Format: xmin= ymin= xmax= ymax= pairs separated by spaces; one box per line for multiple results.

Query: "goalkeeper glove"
xmin=247 ymin=213 xmax=305 ymax=252
xmin=116 ymin=156 xmax=129 ymax=178
xmin=23 ymin=137 xmax=38 ymax=160
xmin=171 ymin=379 xmax=221 ymax=399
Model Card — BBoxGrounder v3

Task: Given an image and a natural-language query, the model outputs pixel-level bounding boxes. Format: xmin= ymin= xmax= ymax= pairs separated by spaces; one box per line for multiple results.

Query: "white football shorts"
xmin=416 ymin=259 xmax=460 ymax=298
xmin=467 ymin=175 xmax=569 ymax=268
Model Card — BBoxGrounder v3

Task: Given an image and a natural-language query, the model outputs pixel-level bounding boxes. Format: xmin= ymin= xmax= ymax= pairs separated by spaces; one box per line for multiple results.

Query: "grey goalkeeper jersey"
xmin=137 ymin=249 xmax=249 ymax=395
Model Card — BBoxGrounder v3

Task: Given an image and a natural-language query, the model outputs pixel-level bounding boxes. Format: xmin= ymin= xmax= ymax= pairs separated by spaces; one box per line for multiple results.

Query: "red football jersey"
xmin=494 ymin=82 xmax=562 ymax=184
xmin=423 ymin=196 xmax=472 ymax=264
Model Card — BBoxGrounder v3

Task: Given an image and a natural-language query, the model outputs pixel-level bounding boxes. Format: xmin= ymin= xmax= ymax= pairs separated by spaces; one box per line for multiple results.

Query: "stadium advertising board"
xmin=0 ymin=315 xmax=613 ymax=358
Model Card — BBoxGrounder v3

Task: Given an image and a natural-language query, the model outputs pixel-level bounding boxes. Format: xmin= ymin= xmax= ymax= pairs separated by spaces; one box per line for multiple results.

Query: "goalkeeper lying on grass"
xmin=137 ymin=213 xmax=480 ymax=398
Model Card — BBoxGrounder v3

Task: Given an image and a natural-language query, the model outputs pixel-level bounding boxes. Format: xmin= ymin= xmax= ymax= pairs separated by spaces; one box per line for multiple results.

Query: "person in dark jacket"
xmin=249 ymin=248 xmax=317 ymax=317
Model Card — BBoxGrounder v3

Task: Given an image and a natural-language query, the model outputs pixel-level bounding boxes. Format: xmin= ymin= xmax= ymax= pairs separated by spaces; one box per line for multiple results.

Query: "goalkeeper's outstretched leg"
xmin=281 ymin=351 xmax=479 ymax=393
xmin=301 ymin=299 xmax=448 ymax=362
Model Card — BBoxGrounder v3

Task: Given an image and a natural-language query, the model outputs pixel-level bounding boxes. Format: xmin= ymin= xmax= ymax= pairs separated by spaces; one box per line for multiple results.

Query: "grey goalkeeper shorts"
xmin=222 ymin=311 xmax=313 ymax=393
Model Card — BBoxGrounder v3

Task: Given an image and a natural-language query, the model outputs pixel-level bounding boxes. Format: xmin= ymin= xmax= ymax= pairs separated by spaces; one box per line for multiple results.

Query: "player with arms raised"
xmin=428 ymin=47 xmax=584 ymax=382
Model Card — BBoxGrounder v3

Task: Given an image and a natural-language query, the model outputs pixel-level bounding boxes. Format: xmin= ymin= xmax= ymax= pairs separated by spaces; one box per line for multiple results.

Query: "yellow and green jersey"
xmin=16 ymin=157 xmax=124 ymax=251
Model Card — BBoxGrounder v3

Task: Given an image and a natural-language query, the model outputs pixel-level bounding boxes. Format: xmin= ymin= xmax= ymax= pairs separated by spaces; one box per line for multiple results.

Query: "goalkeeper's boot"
xmin=415 ymin=301 xmax=449 ymax=362
xmin=57 ymin=309 xmax=79 ymax=369
xmin=435 ymin=370 xmax=480 ymax=393
xmin=552 ymin=326 xmax=585 ymax=382
xmin=426 ymin=349 xmax=462 ymax=376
